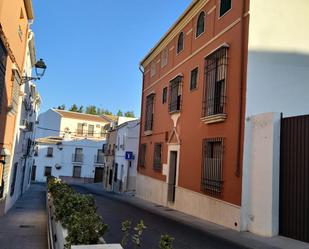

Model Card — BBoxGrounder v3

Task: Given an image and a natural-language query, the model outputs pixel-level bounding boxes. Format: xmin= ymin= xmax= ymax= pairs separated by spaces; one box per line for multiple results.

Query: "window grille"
xmin=162 ymin=87 xmax=167 ymax=104
xmin=139 ymin=144 xmax=147 ymax=167
xmin=77 ymin=123 xmax=83 ymax=135
xmin=190 ymin=67 xmax=198 ymax=90
xmin=169 ymin=76 xmax=182 ymax=113
xmin=88 ymin=124 xmax=94 ymax=136
xmin=220 ymin=0 xmax=232 ymax=17
xmin=153 ymin=143 xmax=162 ymax=170
xmin=177 ymin=32 xmax=184 ymax=54
xmin=201 ymin=138 xmax=224 ymax=196
xmin=202 ymin=46 xmax=228 ymax=117
xmin=0 ymin=39 xmax=7 ymax=114
xmin=46 ymin=147 xmax=53 ymax=157
xmin=11 ymin=70 xmax=21 ymax=114
xmin=196 ymin=12 xmax=205 ymax=37
xmin=145 ymin=94 xmax=155 ymax=131
xmin=73 ymin=166 xmax=81 ymax=178
xmin=10 ymin=163 xmax=18 ymax=196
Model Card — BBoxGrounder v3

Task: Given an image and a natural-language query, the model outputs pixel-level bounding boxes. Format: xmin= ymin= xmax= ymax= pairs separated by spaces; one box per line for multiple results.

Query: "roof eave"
xmin=24 ymin=0 xmax=34 ymax=20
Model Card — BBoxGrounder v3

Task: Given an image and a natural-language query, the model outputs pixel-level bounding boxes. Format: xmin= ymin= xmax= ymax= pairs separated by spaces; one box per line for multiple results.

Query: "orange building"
xmin=137 ymin=0 xmax=249 ymax=230
xmin=0 ymin=0 xmax=34 ymax=215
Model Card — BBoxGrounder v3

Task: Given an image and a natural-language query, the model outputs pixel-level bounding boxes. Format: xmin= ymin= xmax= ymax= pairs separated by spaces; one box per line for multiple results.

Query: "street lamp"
xmin=0 ymin=148 xmax=9 ymax=198
xmin=21 ymin=58 xmax=47 ymax=85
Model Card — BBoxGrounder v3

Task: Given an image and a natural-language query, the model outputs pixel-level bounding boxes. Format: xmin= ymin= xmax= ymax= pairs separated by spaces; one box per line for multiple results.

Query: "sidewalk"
xmin=0 ymin=183 xmax=48 ymax=249
xmin=75 ymin=183 xmax=309 ymax=249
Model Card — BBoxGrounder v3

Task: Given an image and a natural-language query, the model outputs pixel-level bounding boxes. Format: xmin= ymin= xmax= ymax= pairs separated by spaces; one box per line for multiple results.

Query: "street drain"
xmin=19 ymin=225 xmax=35 ymax=228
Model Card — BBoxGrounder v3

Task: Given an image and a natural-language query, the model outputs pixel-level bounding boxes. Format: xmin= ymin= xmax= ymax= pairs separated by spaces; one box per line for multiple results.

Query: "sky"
xmin=32 ymin=0 xmax=192 ymax=117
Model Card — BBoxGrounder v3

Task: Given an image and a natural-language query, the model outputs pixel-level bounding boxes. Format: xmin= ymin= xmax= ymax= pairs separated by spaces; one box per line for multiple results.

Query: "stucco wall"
xmin=34 ymin=139 xmax=105 ymax=182
xmin=241 ymin=113 xmax=281 ymax=236
xmin=36 ymin=109 xmax=61 ymax=138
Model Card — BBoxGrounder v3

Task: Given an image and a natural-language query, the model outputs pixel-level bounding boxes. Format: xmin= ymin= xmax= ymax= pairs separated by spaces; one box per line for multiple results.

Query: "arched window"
xmin=196 ymin=12 xmax=205 ymax=37
xmin=177 ymin=32 xmax=184 ymax=54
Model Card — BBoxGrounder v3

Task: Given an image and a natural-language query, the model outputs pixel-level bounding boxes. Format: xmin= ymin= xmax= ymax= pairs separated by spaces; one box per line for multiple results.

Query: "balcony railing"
xmin=72 ymin=153 xmax=83 ymax=163
xmin=94 ymin=154 xmax=104 ymax=164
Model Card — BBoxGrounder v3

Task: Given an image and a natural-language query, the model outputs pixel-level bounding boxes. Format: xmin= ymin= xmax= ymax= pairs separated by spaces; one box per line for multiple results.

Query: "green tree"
xmin=85 ymin=105 xmax=97 ymax=115
xmin=124 ymin=111 xmax=135 ymax=118
xmin=69 ymin=104 xmax=79 ymax=112
xmin=57 ymin=104 xmax=66 ymax=110
xmin=117 ymin=110 xmax=123 ymax=116
xmin=78 ymin=105 xmax=84 ymax=113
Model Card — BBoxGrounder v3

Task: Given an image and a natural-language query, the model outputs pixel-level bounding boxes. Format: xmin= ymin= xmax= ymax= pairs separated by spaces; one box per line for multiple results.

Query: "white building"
xmin=4 ymin=30 xmax=41 ymax=212
xmin=241 ymin=0 xmax=309 ymax=238
xmin=34 ymin=137 xmax=105 ymax=183
xmin=113 ymin=119 xmax=140 ymax=193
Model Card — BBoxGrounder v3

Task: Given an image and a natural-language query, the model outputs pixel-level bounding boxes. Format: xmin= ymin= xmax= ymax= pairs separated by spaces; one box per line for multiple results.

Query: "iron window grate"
xmin=145 ymin=94 xmax=155 ymax=131
xmin=202 ymin=46 xmax=228 ymax=117
xmin=169 ymin=76 xmax=182 ymax=113
xmin=201 ymin=138 xmax=224 ymax=196
xmin=153 ymin=143 xmax=162 ymax=170
xmin=139 ymin=144 xmax=147 ymax=167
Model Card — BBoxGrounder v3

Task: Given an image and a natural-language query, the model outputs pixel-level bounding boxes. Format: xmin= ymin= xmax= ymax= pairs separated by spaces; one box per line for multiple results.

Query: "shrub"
xmin=47 ymin=177 xmax=107 ymax=248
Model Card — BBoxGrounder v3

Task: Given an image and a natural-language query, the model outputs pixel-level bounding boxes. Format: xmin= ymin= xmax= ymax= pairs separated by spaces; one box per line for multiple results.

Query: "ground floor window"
xmin=10 ymin=163 xmax=18 ymax=197
xmin=201 ymin=138 xmax=224 ymax=196
xmin=44 ymin=166 xmax=52 ymax=177
xmin=73 ymin=166 xmax=81 ymax=178
xmin=153 ymin=143 xmax=162 ymax=170
xmin=139 ymin=144 xmax=147 ymax=167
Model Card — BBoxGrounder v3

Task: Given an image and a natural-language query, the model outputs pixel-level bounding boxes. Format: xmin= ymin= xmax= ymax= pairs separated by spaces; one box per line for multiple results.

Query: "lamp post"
xmin=20 ymin=58 xmax=47 ymax=85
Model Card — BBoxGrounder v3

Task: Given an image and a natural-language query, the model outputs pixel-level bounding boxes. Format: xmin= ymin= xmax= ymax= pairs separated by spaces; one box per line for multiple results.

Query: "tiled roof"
xmin=53 ymin=109 xmax=115 ymax=123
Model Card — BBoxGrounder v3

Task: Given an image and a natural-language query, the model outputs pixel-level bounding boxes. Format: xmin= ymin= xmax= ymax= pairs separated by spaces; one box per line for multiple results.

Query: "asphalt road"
xmin=73 ymin=185 xmax=249 ymax=249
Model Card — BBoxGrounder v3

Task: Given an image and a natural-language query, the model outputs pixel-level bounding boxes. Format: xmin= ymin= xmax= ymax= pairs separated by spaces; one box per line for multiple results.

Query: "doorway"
xmin=31 ymin=165 xmax=36 ymax=181
xmin=94 ymin=167 xmax=104 ymax=183
xmin=167 ymin=151 xmax=178 ymax=203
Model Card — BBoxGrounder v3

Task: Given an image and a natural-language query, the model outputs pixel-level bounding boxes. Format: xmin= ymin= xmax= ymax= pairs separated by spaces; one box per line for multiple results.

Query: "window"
xmin=73 ymin=148 xmax=83 ymax=162
xmin=203 ymin=46 xmax=228 ymax=117
xmin=46 ymin=147 xmax=53 ymax=157
xmin=150 ymin=61 xmax=156 ymax=77
xmin=139 ymin=144 xmax=147 ymax=167
xmin=88 ymin=124 xmax=94 ymax=137
xmin=77 ymin=123 xmax=84 ymax=136
xmin=96 ymin=149 xmax=104 ymax=163
xmin=44 ymin=166 xmax=52 ymax=177
xmin=177 ymin=32 xmax=184 ymax=54
xmin=196 ymin=12 xmax=205 ymax=37
xmin=10 ymin=163 xmax=18 ymax=196
xmin=11 ymin=70 xmax=21 ymax=114
xmin=145 ymin=94 xmax=155 ymax=131
xmin=190 ymin=67 xmax=198 ymax=91
xmin=161 ymin=48 xmax=168 ymax=68
xmin=34 ymin=146 xmax=39 ymax=156
xmin=101 ymin=126 xmax=106 ymax=138
xmin=201 ymin=138 xmax=224 ymax=196
xmin=169 ymin=76 xmax=182 ymax=113
xmin=73 ymin=166 xmax=81 ymax=178
xmin=153 ymin=143 xmax=162 ymax=170
xmin=0 ymin=39 xmax=7 ymax=114
xmin=162 ymin=87 xmax=167 ymax=104
xmin=220 ymin=0 xmax=232 ymax=17
xmin=114 ymin=163 xmax=118 ymax=182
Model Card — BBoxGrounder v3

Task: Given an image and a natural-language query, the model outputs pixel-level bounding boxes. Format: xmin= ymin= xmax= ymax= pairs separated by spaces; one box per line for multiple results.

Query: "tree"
xmin=85 ymin=105 xmax=97 ymax=115
xmin=57 ymin=104 xmax=66 ymax=110
xmin=69 ymin=104 xmax=78 ymax=112
xmin=78 ymin=105 xmax=84 ymax=113
xmin=117 ymin=110 xmax=123 ymax=116
xmin=124 ymin=111 xmax=135 ymax=118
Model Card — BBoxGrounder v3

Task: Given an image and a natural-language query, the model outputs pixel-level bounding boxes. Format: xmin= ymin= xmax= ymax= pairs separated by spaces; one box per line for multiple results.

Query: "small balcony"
xmin=72 ymin=153 xmax=83 ymax=163
xmin=94 ymin=154 xmax=104 ymax=164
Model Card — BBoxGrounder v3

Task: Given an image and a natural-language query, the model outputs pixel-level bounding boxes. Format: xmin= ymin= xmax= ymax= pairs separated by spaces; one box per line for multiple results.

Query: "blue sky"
xmin=32 ymin=0 xmax=192 ymax=116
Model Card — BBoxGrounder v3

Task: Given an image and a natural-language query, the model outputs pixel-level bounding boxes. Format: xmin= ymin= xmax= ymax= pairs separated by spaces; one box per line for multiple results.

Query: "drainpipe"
xmin=235 ymin=0 xmax=248 ymax=177
xmin=137 ymin=65 xmax=144 ymax=173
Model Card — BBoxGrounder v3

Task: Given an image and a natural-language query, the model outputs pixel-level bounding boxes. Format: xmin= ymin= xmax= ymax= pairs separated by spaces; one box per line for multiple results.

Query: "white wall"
xmin=241 ymin=113 xmax=281 ymax=236
xmin=36 ymin=109 xmax=61 ymax=138
xmin=34 ymin=139 xmax=105 ymax=182
xmin=114 ymin=120 xmax=140 ymax=192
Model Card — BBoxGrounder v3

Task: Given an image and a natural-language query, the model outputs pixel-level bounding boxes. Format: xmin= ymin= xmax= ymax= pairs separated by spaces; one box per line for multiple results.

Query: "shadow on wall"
xmin=0 ymin=72 xmax=8 ymax=215
xmin=247 ymin=51 xmax=309 ymax=117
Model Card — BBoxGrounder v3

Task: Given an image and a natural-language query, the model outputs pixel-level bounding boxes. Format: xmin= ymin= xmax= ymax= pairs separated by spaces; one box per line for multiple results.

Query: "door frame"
xmin=166 ymin=144 xmax=180 ymax=205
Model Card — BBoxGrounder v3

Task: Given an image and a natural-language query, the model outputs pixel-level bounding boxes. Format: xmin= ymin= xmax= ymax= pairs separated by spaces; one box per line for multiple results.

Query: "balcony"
xmin=94 ymin=154 xmax=104 ymax=164
xmin=72 ymin=153 xmax=83 ymax=163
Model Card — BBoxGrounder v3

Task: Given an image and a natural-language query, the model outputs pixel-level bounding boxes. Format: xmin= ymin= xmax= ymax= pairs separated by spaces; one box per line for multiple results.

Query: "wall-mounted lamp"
xmin=0 ymin=148 xmax=9 ymax=165
xmin=21 ymin=58 xmax=47 ymax=85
